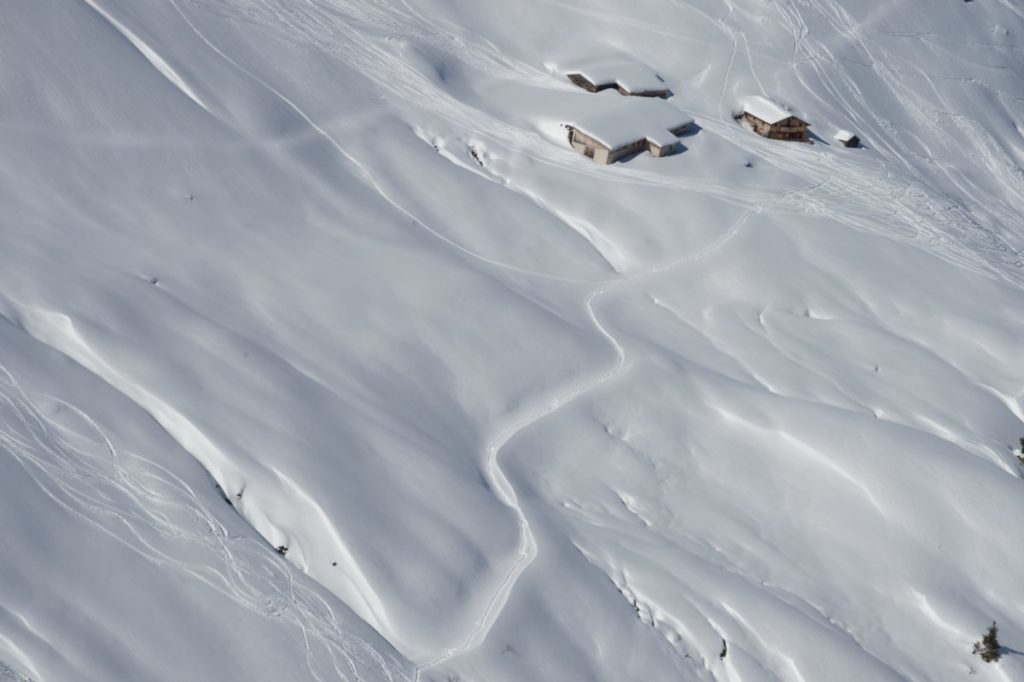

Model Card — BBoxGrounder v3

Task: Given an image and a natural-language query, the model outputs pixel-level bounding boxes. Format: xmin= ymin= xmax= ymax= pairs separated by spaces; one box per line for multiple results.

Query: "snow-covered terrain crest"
xmin=2 ymin=0 xmax=1024 ymax=680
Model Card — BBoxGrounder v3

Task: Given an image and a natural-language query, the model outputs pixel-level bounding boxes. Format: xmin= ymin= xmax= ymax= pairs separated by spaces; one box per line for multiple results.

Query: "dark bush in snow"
xmin=972 ymin=621 xmax=1001 ymax=663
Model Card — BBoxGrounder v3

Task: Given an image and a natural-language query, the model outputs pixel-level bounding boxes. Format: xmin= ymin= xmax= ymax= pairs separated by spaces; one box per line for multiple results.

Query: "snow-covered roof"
xmin=834 ymin=129 xmax=856 ymax=142
xmin=570 ymin=99 xmax=693 ymax=149
xmin=742 ymin=95 xmax=802 ymax=124
xmin=646 ymin=128 xmax=681 ymax=148
xmin=567 ymin=60 xmax=667 ymax=94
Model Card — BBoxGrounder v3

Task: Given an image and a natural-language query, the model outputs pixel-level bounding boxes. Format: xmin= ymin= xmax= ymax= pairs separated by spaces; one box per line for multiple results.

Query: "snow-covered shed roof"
xmin=742 ymin=95 xmax=803 ymax=124
xmin=834 ymin=129 xmax=856 ymax=142
xmin=570 ymin=99 xmax=693 ymax=150
xmin=646 ymin=127 xmax=682 ymax=149
xmin=567 ymin=60 xmax=667 ymax=94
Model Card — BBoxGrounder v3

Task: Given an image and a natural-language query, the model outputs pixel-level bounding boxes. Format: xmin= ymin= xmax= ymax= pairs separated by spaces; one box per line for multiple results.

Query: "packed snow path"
xmin=412 ymin=172 xmax=826 ymax=681
xmin=166 ymin=0 xmax=830 ymax=669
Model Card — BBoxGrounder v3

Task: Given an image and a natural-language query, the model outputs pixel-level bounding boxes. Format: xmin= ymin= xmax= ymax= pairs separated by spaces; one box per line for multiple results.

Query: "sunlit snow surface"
xmin=2 ymin=0 xmax=1024 ymax=680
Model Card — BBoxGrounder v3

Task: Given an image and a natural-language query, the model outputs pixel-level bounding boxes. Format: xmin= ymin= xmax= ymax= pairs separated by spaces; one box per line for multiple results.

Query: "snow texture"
xmin=2 ymin=0 xmax=1024 ymax=680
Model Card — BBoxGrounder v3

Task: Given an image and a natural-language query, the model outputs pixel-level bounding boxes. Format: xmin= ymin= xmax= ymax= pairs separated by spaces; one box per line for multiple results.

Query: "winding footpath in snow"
xmin=19 ymin=2 xmax=1023 ymax=678
xmin=38 ymin=2 xmax=834 ymax=674
xmin=412 ymin=174 xmax=820 ymax=678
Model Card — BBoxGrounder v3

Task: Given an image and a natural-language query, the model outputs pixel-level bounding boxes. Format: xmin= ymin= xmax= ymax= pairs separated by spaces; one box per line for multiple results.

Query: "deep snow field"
xmin=3 ymin=0 xmax=1024 ymax=680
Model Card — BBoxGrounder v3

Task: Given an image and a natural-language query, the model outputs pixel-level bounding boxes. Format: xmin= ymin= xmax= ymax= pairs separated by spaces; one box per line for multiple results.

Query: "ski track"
xmin=192 ymin=0 xmax=1023 ymax=290
xmin=412 ymin=174 xmax=823 ymax=679
xmin=44 ymin=1 xmax=820 ymax=672
xmin=125 ymin=0 xmax=1024 ymax=673
xmin=0 ymin=365 xmax=408 ymax=682
xmin=768 ymin=0 xmax=1024 ymax=283
xmin=17 ymin=0 xmax=1024 ymax=678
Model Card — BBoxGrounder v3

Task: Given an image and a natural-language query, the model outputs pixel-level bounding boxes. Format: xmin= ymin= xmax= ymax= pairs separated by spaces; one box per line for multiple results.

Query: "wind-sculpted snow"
xmin=2 ymin=0 xmax=1024 ymax=680
xmin=79 ymin=0 xmax=210 ymax=112
xmin=0 ymin=363 xmax=410 ymax=682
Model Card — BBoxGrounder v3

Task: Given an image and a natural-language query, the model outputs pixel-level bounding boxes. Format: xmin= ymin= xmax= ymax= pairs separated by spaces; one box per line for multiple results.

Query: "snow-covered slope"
xmin=2 ymin=0 xmax=1024 ymax=680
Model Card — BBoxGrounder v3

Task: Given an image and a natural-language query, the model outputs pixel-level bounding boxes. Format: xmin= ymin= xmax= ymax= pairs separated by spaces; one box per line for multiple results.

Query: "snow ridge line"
xmin=102 ymin=3 xmax=822 ymax=674
xmin=162 ymin=9 xmax=822 ymax=669
xmin=162 ymin=3 xmax=789 ymax=670
xmin=0 ymin=364 xmax=408 ymax=682
xmin=77 ymin=0 xmax=209 ymax=112
xmin=0 ymin=296 xmax=400 ymax=659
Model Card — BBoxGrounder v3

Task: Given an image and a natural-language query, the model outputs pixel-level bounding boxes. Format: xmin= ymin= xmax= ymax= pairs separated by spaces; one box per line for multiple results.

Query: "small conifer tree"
xmin=972 ymin=621 xmax=1001 ymax=663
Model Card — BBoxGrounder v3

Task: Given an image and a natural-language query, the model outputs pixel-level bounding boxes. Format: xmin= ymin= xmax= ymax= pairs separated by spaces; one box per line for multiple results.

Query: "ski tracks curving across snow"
xmin=143 ymin=4 xmax=833 ymax=673
xmin=0 ymin=364 xmax=409 ymax=682
xmin=44 ymin=1 xmax=1024 ymax=678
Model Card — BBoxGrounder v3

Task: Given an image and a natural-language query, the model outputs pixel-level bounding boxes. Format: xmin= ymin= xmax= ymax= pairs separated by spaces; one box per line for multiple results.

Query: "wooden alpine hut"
xmin=834 ymin=129 xmax=860 ymax=148
xmin=739 ymin=96 xmax=809 ymax=141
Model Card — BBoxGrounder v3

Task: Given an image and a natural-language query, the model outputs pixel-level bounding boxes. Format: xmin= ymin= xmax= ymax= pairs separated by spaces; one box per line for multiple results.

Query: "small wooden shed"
xmin=740 ymin=96 xmax=809 ymax=141
xmin=834 ymin=129 xmax=860 ymax=148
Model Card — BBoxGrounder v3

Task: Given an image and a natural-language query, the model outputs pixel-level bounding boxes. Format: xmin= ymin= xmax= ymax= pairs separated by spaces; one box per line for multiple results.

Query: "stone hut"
xmin=740 ymin=96 xmax=809 ymax=141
